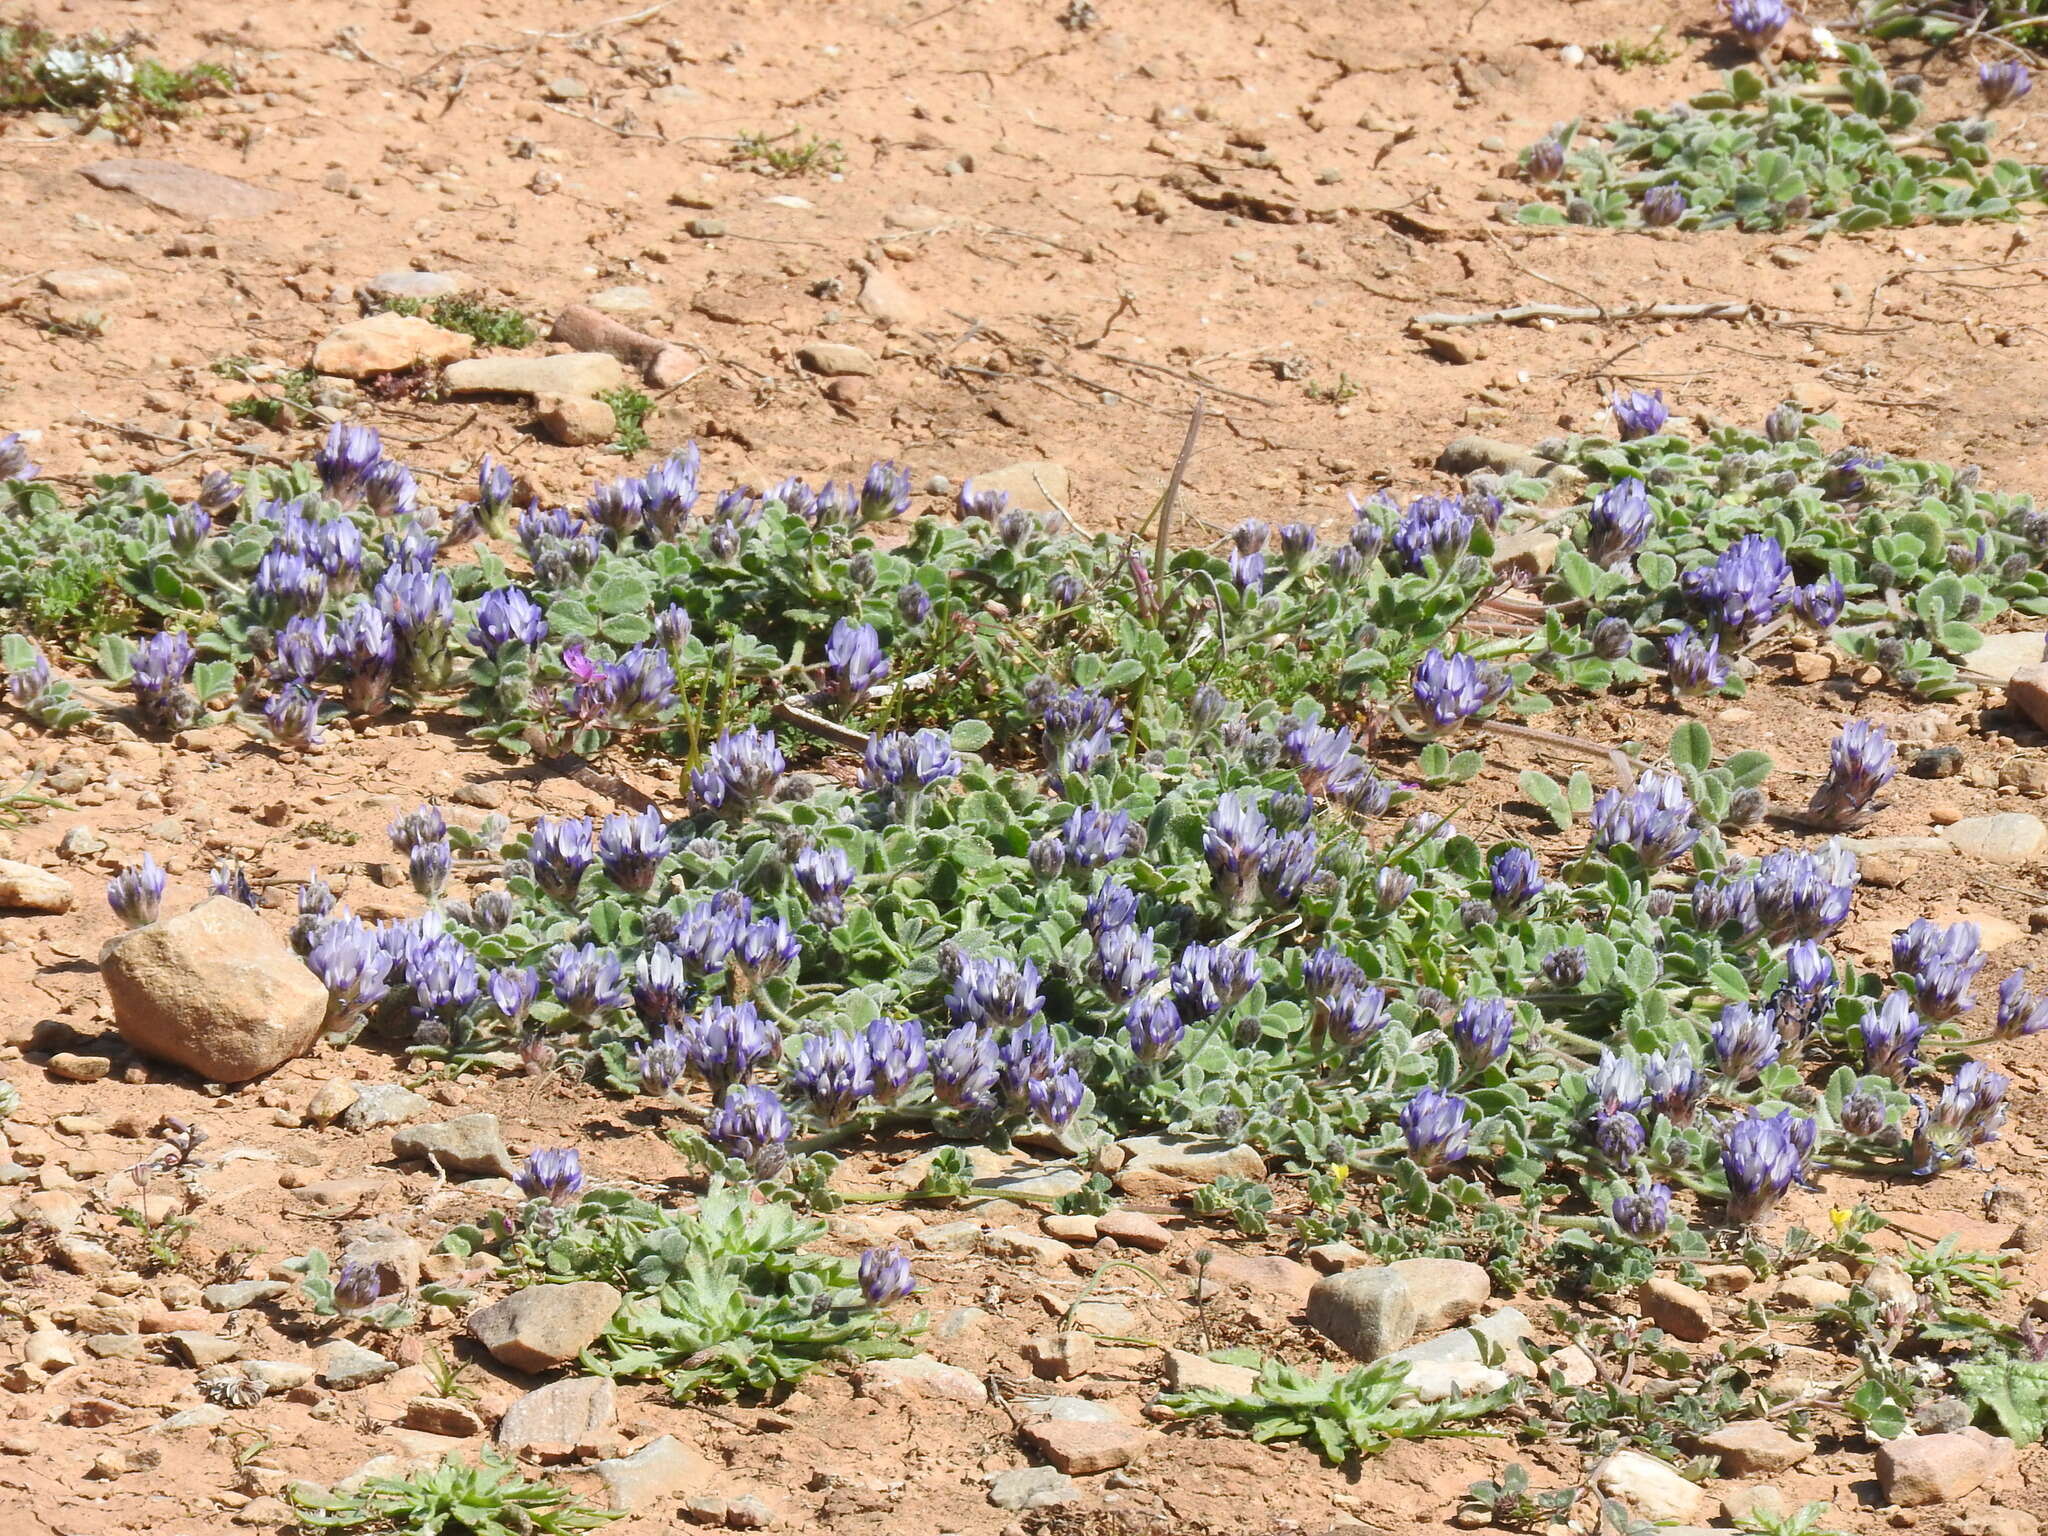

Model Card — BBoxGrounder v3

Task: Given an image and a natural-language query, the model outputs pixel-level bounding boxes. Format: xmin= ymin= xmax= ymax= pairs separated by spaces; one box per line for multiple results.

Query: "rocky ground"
xmin=6 ymin=0 xmax=2048 ymax=1534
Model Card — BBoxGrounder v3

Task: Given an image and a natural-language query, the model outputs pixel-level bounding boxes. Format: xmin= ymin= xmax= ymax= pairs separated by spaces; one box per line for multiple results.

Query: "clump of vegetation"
xmin=442 ymin=1176 xmax=918 ymax=1401
xmin=215 ymin=357 xmax=319 ymax=429
xmin=290 ymin=1454 xmax=618 ymax=1535
xmin=1158 ymin=1355 xmax=1516 ymax=1462
xmin=729 ymin=127 xmax=844 ymax=177
xmin=0 ymin=20 xmax=232 ymax=133
xmin=1589 ymin=29 xmax=1676 ymax=71
xmin=1860 ymin=0 xmax=2048 ymax=46
xmin=1518 ymin=45 xmax=2044 ymax=232
xmin=595 ymin=385 xmax=653 ymax=453
xmin=376 ymin=295 xmax=537 ymax=350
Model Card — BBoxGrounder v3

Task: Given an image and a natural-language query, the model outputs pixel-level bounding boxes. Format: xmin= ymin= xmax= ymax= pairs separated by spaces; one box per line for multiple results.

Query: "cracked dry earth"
xmin=6 ymin=0 xmax=2048 ymax=1533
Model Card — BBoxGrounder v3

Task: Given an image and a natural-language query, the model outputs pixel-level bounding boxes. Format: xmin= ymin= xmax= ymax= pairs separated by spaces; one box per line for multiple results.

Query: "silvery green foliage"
xmin=1519 ymin=45 xmax=2045 ymax=233
xmin=1534 ymin=408 xmax=2044 ymax=698
xmin=439 ymin=1180 xmax=915 ymax=1401
xmin=0 ymin=1076 xmax=17 ymax=1120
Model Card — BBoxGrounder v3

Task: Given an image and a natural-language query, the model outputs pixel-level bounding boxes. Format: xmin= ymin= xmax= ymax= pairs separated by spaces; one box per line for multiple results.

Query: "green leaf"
xmin=1668 ymin=720 xmax=1711 ymax=773
xmin=1707 ymin=960 xmax=1751 ymax=1001
xmin=1518 ymin=770 xmax=1571 ymax=832
xmin=1956 ymin=1359 xmax=2048 ymax=1446
xmin=96 ymin=632 xmax=134 ymax=683
xmin=948 ymin=719 xmax=993 ymax=753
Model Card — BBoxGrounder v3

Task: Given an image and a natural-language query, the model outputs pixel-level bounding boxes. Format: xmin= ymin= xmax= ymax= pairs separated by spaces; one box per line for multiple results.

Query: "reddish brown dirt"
xmin=5 ymin=0 xmax=2048 ymax=1533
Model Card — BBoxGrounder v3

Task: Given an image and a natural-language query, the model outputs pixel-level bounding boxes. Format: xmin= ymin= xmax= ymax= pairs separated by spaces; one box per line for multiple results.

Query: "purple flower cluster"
xmin=1806 ymin=721 xmax=1894 ymax=830
xmin=1034 ymin=685 xmax=1124 ymax=787
xmin=1995 ymin=970 xmax=2048 ymax=1039
xmin=861 ymin=728 xmax=961 ymax=816
xmin=1610 ymin=389 xmax=1669 ymax=441
xmin=1409 ymin=648 xmax=1510 ymax=734
xmin=1910 ymin=1060 xmax=2009 ymax=1175
xmin=106 ymin=855 xmax=166 ymax=929
xmin=691 ymin=727 xmax=786 ymax=814
xmin=1664 ymin=627 xmax=1728 ymax=697
xmin=1681 ymin=534 xmax=1792 ymax=640
xmin=1400 ymin=1086 xmax=1471 ymax=1167
xmin=1751 ymin=843 xmax=1857 ymax=942
xmin=1387 ymin=495 xmax=1474 ymax=574
xmin=1892 ymin=918 xmax=1984 ymax=1021
xmin=1722 ymin=1108 xmax=1814 ymax=1224
xmin=1859 ymin=991 xmax=1928 ymax=1083
xmin=1725 ymin=0 xmax=1791 ymax=53
xmin=1590 ymin=770 xmax=1699 ymax=871
xmin=1585 ymin=479 xmax=1653 ymax=567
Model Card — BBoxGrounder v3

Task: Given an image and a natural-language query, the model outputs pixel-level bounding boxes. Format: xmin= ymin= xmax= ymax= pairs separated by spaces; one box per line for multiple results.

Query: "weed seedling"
xmin=730 ymin=128 xmax=844 ymax=178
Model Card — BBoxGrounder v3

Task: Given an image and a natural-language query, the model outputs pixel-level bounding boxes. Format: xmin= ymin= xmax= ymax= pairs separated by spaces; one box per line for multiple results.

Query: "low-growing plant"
xmin=1157 ymin=1353 xmax=1516 ymax=1462
xmin=596 ymin=386 xmax=653 ymax=454
xmin=285 ymin=1247 xmax=417 ymax=1330
xmin=1518 ymin=45 xmax=2045 ymax=232
xmin=441 ymin=1176 xmax=919 ymax=1400
xmin=729 ymin=128 xmax=844 ymax=177
xmin=1589 ymin=29 xmax=1675 ymax=70
xmin=376 ymin=295 xmax=537 ymax=350
xmin=1460 ymin=1463 xmax=1579 ymax=1531
xmin=0 ymin=21 xmax=233 ymax=133
xmin=290 ymin=1453 xmax=618 ymax=1535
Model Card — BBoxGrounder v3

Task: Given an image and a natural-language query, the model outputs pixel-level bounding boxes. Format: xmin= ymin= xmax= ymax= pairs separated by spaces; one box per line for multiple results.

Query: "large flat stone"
xmin=442 ymin=352 xmax=629 ymax=399
xmin=81 ymin=159 xmax=287 ymax=220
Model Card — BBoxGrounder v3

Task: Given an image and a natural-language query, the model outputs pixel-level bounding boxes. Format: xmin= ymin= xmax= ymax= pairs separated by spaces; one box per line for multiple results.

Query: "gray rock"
xmin=81 ymin=158 xmax=287 ymax=220
xmin=339 ymin=1084 xmax=432 ymax=1130
xmin=363 ymin=270 xmax=462 ymax=301
xmin=1699 ymin=1419 xmax=1811 ymax=1475
xmin=240 ymin=1359 xmax=314 ymax=1393
xmin=1015 ymin=1395 xmax=1121 ymax=1425
xmin=962 ymin=461 xmax=1070 ymax=516
xmin=315 ymin=1339 xmax=398 ymax=1389
xmin=797 ymin=341 xmax=879 ymax=377
xmin=1943 ymin=813 xmax=2048 ymax=864
xmin=1305 ymin=1268 xmax=1416 ymax=1361
xmin=102 ymin=897 xmax=329 ymax=1083
xmin=913 ymin=1218 xmax=986 ymax=1253
xmin=855 ymin=1354 xmax=987 ymax=1404
xmin=544 ymin=77 xmax=589 ymax=101
xmin=987 ymin=1466 xmax=1078 ymax=1511
xmin=1963 ymin=631 xmax=2047 ymax=684
xmin=1111 ymin=1135 xmax=1262 ymax=1196
xmin=595 ymin=1436 xmax=705 ymax=1511
xmin=167 ymin=1330 xmax=243 ymax=1366
xmin=1876 ymin=1429 xmax=2010 ymax=1507
xmin=390 ymin=1114 xmax=516 ymax=1178
xmin=0 ymin=858 xmax=76 ymax=913
xmin=201 ymin=1280 xmax=290 ymax=1312
xmin=1593 ymin=1449 xmax=1704 ymax=1522
xmin=888 ymin=1144 xmax=1086 ymax=1199
xmin=587 ymin=285 xmax=657 ymax=314
xmin=496 ymin=1375 xmax=615 ymax=1452
xmin=469 ymin=1280 xmax=621 ymax=1372
xmin=158 ymin=1405 xmax=232 ymax=1432
xmin=58 ymin=825 xmax=105 ymax=856
xmin=1387 ymin=1258 xmax=1489 ymax=1334
xmin=1159 ymin=1349 xmax=1259 ymax=1397
xmin=535 ymin=392 xmax=616 ymax=447
xmin=1639 ymin=1276 xmax=1715 ymax=1342
xmin=312 ymin=312 xmax=473 ymax=378
xmin=1436 ymin=435 xmax=1587 ymax=494
xmin=340 ymin=1226 xmax=426 ymax=1295
xmin=1385 ymin=1306 xmax=1536 ymax=1372
xmin=42 ymin=267 xmax=133 ymax=304
xmin=443 ymin=352 xmax=629 ymax=400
